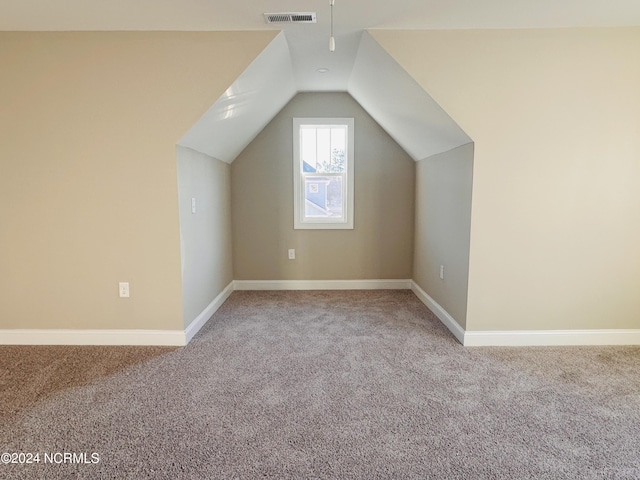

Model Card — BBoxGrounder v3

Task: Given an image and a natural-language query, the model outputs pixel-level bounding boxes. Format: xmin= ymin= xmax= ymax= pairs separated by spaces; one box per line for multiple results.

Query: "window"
xmin=293 ymin=117 xmax=354 ymax=229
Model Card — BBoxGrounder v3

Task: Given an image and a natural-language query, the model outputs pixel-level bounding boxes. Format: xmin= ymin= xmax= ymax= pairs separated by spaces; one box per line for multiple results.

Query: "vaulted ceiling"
xmin=177 ymin=31 xmax=472 ymax=163
xmin=4 ymin=0 xmax=639 ymax=162
xmin=4 ymin=1 xmax=640 ymax=91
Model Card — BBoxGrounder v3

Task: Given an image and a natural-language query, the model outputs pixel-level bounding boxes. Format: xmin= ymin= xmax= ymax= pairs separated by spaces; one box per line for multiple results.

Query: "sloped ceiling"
xmin=5 ymin=0 xmax=638 ymax=162
xmin=4 ymin=1 xmax=639 ymax=93
xmin=177 ymin=32 xmax=297 ymax=163
xmin=348 ymin=32 xmax=470 ymax=160
xmin=179 ymin=31 xmax=471 ymax=163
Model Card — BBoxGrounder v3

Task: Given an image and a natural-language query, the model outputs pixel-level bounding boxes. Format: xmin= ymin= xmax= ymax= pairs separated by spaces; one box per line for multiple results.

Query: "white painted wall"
xmin=413 ymin=143 xmax=474 ymax=329
xmin=177 ymin=146 xmax=233 ymax=329
xmin=374 ymin=27 xmax=640 ymax=331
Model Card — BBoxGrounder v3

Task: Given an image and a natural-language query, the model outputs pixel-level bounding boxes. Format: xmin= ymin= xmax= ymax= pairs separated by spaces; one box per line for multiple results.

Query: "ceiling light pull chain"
xmin=329 ymin=0 xmax=335 ymax=52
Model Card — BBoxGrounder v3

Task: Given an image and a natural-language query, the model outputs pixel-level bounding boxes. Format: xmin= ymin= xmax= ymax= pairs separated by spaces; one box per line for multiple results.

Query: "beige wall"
xmin=414 ymin=144 xmax=473 ymax=329
xmin=176 ymin=147 xmax=233 ymax=329
xmin=0 ymin=31 xmax=275 ymax=330
xmin=231 ymin=92 xmax=415 ymax=280
xmin=373 ymin=28 xmax=640 ymax=331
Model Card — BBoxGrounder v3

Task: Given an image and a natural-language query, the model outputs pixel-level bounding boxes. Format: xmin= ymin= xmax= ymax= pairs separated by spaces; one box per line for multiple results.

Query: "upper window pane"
xmin=300 ymin=125 xmax=347 ymax=174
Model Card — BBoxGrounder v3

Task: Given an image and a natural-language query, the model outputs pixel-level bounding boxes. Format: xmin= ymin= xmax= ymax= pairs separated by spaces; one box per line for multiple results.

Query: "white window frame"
xmin=293 ymin=117 xmax=355 ymax=229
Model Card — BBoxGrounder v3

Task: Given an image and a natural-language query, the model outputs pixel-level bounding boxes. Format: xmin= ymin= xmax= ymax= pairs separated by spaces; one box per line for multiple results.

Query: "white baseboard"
xmin=5 ymin=279 xmax=638 ymax=347
xmin=410 ymin=281 xmax=465 ymax=344
xmin=233 ymin=279 xmax=412 ymax=291
xmin=0 ymin=329 xmax=186 ymax=346
xmin=409 ymin=281 xmax=640 ymax=347
xmin=0 ymin=283 xmax=236 ymax=346
xmin=185 ymin=281 xmax=234 ymax=343
xmin=463 ymin=329 xmax=640 ymax=347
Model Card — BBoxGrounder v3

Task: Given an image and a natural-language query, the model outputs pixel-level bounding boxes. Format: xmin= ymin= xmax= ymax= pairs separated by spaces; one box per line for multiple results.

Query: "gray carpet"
xmin=1 ymin=290 xmax=639 ymax=479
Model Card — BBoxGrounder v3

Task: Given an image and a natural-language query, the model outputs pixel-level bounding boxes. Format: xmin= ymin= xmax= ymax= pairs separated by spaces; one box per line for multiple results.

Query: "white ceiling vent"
xmin=264 ymin=13 xmax=317 ymax=24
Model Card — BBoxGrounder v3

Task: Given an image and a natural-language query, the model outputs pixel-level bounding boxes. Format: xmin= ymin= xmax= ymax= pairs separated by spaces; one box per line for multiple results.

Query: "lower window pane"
xmin=304 ymin=176 xmax=343 ymax=218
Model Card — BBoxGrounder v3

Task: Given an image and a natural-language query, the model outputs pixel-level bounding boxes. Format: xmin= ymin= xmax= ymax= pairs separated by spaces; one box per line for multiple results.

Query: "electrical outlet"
xmin=439 ymin=265 xmax=445 ymax=280
xmin=119 ymin=282 xmax=130 ymax=298
xmin=288 ymin=249 xmax=296 ymax=260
